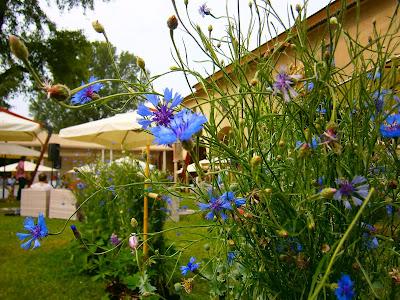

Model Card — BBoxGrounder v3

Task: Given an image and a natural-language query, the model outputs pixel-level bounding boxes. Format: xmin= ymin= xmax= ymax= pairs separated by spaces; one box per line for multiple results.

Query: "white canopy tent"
xmin=59 ymin=111 xmax=153 ymax=149
xmin=0 ymin=143 xmax=42 ymax=158
xmin=0 ymin=161 xmax=56 ymax=172
xmin=0 ymin=108 xmax=41 ymax=141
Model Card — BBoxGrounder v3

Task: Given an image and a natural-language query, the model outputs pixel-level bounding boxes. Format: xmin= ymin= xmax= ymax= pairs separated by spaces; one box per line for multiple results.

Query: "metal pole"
xmin=143 ymin=144 xmax=150 ymax=258
xmin=2 ymin=155 xmax=5 ymax=200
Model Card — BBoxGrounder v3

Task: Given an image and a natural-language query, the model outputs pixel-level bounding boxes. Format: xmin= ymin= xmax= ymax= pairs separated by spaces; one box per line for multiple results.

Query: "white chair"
xmin=49 ymin=189 xmax=77 ymax=220
xmin=20 ymin=189 xmax=50 ymax=217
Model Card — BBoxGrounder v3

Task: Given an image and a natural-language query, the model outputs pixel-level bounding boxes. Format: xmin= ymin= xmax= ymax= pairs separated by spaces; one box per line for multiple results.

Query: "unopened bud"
xmin=279 ymin=140 xmax=285 ymax=148
xmin=250 ymin=155 xmax=262 ymax=167
xmin=227 ymin=239 xmax=235 ymax=247
xmin=329 ymin=16 xmax=338 ymax=26
xmin=9 ymin=35 xmax=29 ymax=61
xmin=184 ymin=0 xmax=189 ymax=6
xmin=70 ymin=224 xmax=81 ymax=240
xmin=264 ymin=188 xmax=272 ymax=196
xmin=208 ymin=25 xmax=213 ymax=32
xmin=277 ymin=229 xmax=288 ymax=238
xmin=129 ymin=234 xmax=139 ymax=251
xmin=319 ymin=187 xmax=337 ymax=199
xmin=167 ymin=15 xmax=179 ymax=30
xmin=130 ymin=218 xmax=138 ymax=228
xmin=136 ymin=56 xmax=145 ymax=70
xmin=203 ymin=243 xmax=210 ymax=251
xmin=148 ymin=192 xmax=159 ymax=199
xmin=248 ymin=1 xmax=253 ymax=8
xmin=250 ymin=78 xmax=259 ymax=86
xmin=174 ymin=282 xmax=182 ymax=292
xmin=388 ymin=179 xmax=398 ymax=189
xmin=46 ymin=84 xmax=71 ymax=101
xmin=217 ymin=42 xmax=221 ymax=48
xmin=321 ymin=243 xmax=330 ymax=253
xmin=92 ymin=20 xmax=105 ymax=33
xmin=295 ymin=4 xmax=302 ymax=12
xmin=170 ymin=66 xmax=180 ymax=71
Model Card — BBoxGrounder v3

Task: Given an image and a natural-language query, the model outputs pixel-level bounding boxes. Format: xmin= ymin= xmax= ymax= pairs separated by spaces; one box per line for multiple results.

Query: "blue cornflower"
xmin=386 ymin=205 xmax=394 ymax=216
xmin=227 ymin=251 xmax=237 ymax=265
xmin=335 ymin=274 xmax=355 ymax=300
xmin=296 ymin=137 xmax=319 ymax=150
xmin=17 ymin=213 xmax=48 ymax=250
xmin=199 ymin=3 xmax=211 ymax=17
xmin=199 ymin=191 xmax=245 ymax=221
xmin=272 ymin=67 xmax=302 ymax=102
xmin=71 ymin=76 xmax=103 ymax=105
xmin=180 ymin=257 xmax=199 ymax=276
xmin=107 ymin=185 xmax=116 ymax=195
xmin=380 ymin=114 xmax=400 ymax=138
xmin=316 ymin=105 xmax=327 ymax=114
xmin=333 ymin=176 xmax=369 ymax=209
xmin=362 ymin=232 xmax=378 ymax=250
xmin=305 ymin=81 xmax=314 ymax=91
xmin=198 ymin=192 xmax=232 ymax=221
xmin=367 ymin=70 xmax=381 ymax=80
xmin=137 ymin=88 xmax=183 ymax=129
xmin=161 ymin=195 xmax=173 ymax=206
xmin=110 ymin=233 xmax=121 ymax=246
xmin=151 ymin=109 xmax=207 ymax=145
xmin=372 ymin=89 xmax=391 ymax=113
xmin=76 ymin=182 xmax=85 ymax=190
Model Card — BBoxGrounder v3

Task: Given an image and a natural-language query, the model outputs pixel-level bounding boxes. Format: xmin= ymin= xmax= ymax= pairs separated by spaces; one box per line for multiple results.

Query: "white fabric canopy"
xmin=114 ymin=157 xmax=156 ymax=170
xmin=0 ymin=143 xmax=41 ymax=158
xmin=0 ymin=161 xmax=55 ymax=172
xmin=59 ymin=111 xmax=153 ymax=149
xmin=0 ymin=108 xmax=41 ymax=141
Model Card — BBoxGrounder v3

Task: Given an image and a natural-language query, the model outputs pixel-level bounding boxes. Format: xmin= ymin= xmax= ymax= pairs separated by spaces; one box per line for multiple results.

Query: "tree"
xmin=0 ymin=0 xmax=109 ymax=106
xmin=29 ymin=37 xmax=143 ymax=131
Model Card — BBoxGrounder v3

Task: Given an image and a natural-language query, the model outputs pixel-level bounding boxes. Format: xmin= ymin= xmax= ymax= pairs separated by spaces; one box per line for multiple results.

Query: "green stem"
xmin=309 ymin=188 xmax=375 ymax=300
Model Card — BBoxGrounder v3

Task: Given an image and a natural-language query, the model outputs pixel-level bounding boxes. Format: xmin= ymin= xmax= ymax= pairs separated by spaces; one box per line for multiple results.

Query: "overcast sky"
xmin=9 ymin=0 xmax=330 ymax=117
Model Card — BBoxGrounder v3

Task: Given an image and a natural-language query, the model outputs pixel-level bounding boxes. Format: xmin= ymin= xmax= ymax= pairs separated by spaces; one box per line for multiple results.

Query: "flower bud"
xmin=388 ymin=179 xmax=398 ymax=189
xmin=167 ymin=15 xmax=179 ymax=30
xmin=250 ymin=155 xmax=262 ymax=167
xmin=227 ymin=239 xmax=235 ymax=247
xmin=208 ymin=25 xmax=213 ymax=32
xmin=264 ymin=188 xmax=272 ymax=196
xmin=203 ymin=243 xmax=210 ymax=251
xmin=329 ymin=16 xmax=338 ymax=26
xmin=174 ymin=282 xmax=182 ymax=292
xmin=217 ymin=42 xmax=221 ymax=48
xmin=46 ymin=84 xmax=71 ymax=101
xmin=184 ymin=0 xmax=188 ymax=6
xmin=129 ymin=234 xmax=139 ymax=251
xmin=9 ymin=35 xmax=29 ymax=61
xmin=130 ymin=218 xmax=138 ymax=228
xmin=248 ymin=1 xmax=252 ymax=8
xmin=319 ymin=187 xmax=337 ymax=199
xmin=279 ymin=140 xmax=285 ymax=148
xmin=250 ymin=78 xmax=259 ymax=86
xmin=277 ymin=229 xmax=288 ymax=238
xmin=148 ymin=192 xmax=159 ymax=199
xmin=92 ymin=20 xmax=105 ymax=33
xmin=70 ymin=224 xmax=81 ymax=240
xmin=170 ymin=66 xmax=180 ymax=71
xmin=321 ymin=243 xmax=330 ymax=253
xmin=295 ymin=4 xmax=302 ymax=12
xmin=136 ymin=56 xmax=145 ymax=70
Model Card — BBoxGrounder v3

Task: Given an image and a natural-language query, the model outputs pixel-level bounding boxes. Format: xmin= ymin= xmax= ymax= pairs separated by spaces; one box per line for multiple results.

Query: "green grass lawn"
xmin=0 ymin=213 xmax=105 ymax=299
xmin=0 ymin=198 xmax=214 ymax=299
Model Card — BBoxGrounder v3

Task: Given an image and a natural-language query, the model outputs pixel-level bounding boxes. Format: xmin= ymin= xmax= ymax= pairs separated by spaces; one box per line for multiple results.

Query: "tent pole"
xmin=143 ymin=144 xmax=150 ymax=259
xmin=2 ymin=155 xmax=5 ymax=200
xmin=29 ymin=130 xmax=52 ymax=187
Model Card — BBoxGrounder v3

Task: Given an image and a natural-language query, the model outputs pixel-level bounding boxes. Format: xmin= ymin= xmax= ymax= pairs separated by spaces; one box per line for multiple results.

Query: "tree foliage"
xmin=0 ymin=0 xmax=109 ymax=105
xmin=29 ymin=36 xmax=142 ymax=131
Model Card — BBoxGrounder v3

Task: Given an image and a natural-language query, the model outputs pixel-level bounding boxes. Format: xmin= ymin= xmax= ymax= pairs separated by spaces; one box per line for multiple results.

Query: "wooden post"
xmin=162 ymin=150 xmax=167 ymax=172
xmin=143 ymin=144 xmax=150 ymax=258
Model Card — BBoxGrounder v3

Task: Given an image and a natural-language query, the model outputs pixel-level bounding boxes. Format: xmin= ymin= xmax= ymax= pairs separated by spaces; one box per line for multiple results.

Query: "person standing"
xmin=16 ymin=156 xmax=26 ymax=201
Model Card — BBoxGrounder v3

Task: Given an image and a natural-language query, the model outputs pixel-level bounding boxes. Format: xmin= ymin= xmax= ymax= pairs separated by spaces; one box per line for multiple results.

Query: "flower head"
xmin=110 ymin=233 xmax=121 ymax=246
xmin=76 ymin=182 xmax=85 ymax=190
xmin=227 ymin=251 xmax=237 ymax=265
xmin=138 ymin=88 xmax=183 ymax=129
xmin=17 ymin=213 xmax=48 ymax=250
xmin=151 ymin=109 xmax=207 ymax=145
xmin=71 ymin=76 xmax=103 ymax=105
xmin=272 ymin=67 xmax=302 ymax=102
xmin=198 ymin=191 xmax=244 ymax=221
xmin=129 ymin=234 xmax=139 ymax=251
xmin=333 ymin=176 xmax=369 ymax=209
xmin=380 ymin=114 xmax=400 ymax=138
xmin=199 ymin=3 xmax=211 ymax=17
xmin=180 ymin=257 xmax=199 ymax=276
xmin=335 ymin=274 xmax=355 ymax=300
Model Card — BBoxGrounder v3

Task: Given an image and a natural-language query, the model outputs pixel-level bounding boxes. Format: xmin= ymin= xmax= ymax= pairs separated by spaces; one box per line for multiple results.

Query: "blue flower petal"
xmin=16 ymin=233 xmax=31 ymax=241
xmin=23 ymin=217 xmax=35 ymax=231
xmin=137 ymin=103 xmax=152 ymax=117
xmin=21 ymin=238 xmax=34 ymax=250
xmin=146 ymin=94 xmax=159 ymax=107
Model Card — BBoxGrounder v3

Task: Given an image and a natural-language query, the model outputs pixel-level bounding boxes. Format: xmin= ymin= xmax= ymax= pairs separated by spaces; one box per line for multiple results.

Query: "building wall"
xmin=183 ymin=0 xmax=398 ymax=137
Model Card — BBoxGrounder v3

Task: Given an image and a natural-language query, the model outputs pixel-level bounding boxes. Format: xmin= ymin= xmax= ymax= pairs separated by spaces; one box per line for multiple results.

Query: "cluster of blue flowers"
xmin=335 ymin=274 xmax=355 ymax=300
xmin=137 ymin=88 xmax=207 ymax=145
xmin=198 ymin=191 xmax=245 ymax=221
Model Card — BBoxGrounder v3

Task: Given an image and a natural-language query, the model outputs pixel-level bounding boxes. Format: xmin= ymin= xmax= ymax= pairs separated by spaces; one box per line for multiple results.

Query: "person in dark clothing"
xmin=16 ymin=156 xmax=26 ymax=201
